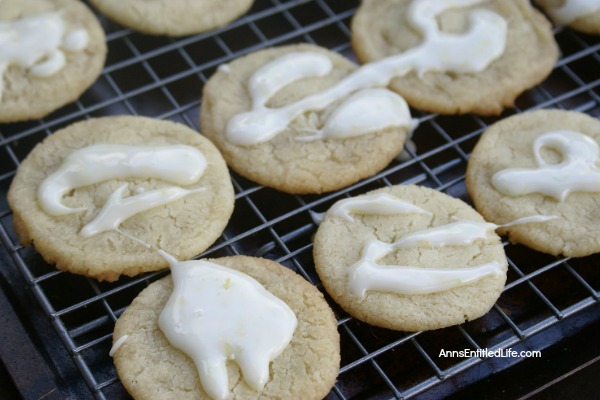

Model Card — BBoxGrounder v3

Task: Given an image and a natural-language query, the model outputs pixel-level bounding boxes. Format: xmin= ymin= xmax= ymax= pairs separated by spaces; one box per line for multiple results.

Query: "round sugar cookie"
xmin=89 ymin=0 xmax=254 ymax=36
xmin=200 ymin=43 xmax=412 ymax=194
xmin=535 ymin=0 xmax=600 ymax=35
xmin=7 ymin=116 xmax=234 ymax=281
xmin=0 ymin=0 xmax=106 ymax=123
xmin=351 ymin=0 xmax=559 ymax=115
xmin=466 ymin=109 xmax=600 ymax=258
xmin=313 ymin=184 xmax=508 ymax=332
xmin=112 ymin=256 xmax=340 ymax=400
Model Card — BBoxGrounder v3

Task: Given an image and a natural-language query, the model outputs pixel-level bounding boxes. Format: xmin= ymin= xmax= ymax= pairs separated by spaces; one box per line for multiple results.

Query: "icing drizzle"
xmin=348 ymin=219 xmax=506 ymax=298
xmin=324 ymin=193 xmax=554 ymax=298
xmin=80 ymin=184 xmax=205 ymax=237
xmin=547 ymin=0 xmax=600 ymax=25
xmin=158 ymin=254 xmax=297 ymax=400
xmin=327 ymin=193 xmax=432 ymax=222
xmin=492 ymin=130 xmax=600 ymax=201
xmin=38 ymin=144 xmax=207 ymax=237
xmin=0 ymin=12 xmax=89 ymax=102
xmin=109 ymin=335 xmax=128 ymax=357
xmin=226 ymin=0 xmax=507 ymax=145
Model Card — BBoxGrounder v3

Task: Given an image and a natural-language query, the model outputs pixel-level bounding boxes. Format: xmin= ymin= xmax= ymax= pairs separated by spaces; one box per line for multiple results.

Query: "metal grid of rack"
xmin=0 ymin=0 xmax=599 ymax=399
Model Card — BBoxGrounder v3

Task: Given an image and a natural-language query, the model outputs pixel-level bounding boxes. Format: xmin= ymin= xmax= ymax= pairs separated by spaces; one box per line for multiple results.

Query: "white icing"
xmin=38 ymin=144 xmax=207 ymax=216
xmin=29 ymin=49 xmax=65 ymax=77
xmin=0 ymin=12 xmax=89 ymax=101
xmin=397 ymin=139 xmax=417 ymax=162
xmin=80 ymin=184 xmax=205 ymax=237
xmin=349 ymin=250 xmax=503 ymax=298
xmin=492 ymin=130 xmax=600 ymax=201
xmin=348 ymin=221 xmax=505 ymax=298
xmin=393 ymin=220 xmax=496 ymax=248
xmin=248 ymin=52 xmax=332 ymax=109
xmin=548 ymin=0 xmax=600 ymax=25
xmin=391 ymin=215 xmax=557 ymax=247
xmin=225 ymin=52 xmax=336 ymax=146
xmin=328 ymin=193 xmax=432 ymax=222
xmin=500 ymin=214 xmax=558 ymax=226
xmin=217 ymin=63 xmax=231 ymax=74
xmin=159 ymin=257 xmax=297 ymax=400
xmin=405 ymin=0 xmax=507 ymax=74
xmin=226 ymin=0 xmax=506 ymax=146
xmin=109 ymin=335 xmax=128 ymax=357
xmin=295 ymin=89 xmax=414 ymax=141
xmin=332 ymin=194 xmax=556 ymax=298
xmin=309 ymin=209 xmax=325 ymax=226
xmin=62 ymin=28 xmax=89 ymax=52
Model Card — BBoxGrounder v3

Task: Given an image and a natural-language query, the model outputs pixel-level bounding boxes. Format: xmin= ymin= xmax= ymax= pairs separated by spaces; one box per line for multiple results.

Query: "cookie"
xmin=89 ymin=0 xmax=254 ymax=37
xmin=535 ymin=0 xmax=600 ymax=35
xmin=111 ymin=255 xmax=340 ymax=400
xmin=466 ymin=109 xmax=600 ymax=258
xmin=200 ymin=43 xmax=415 ymax=194
xmin=0 ymin=0 xmax=106 ymax=123
xmin=313 ymin=184 xmax=508 ymax=332
xmin=7 ymin=116 xmax=234 ymax=281
xmin=351 ymin=0 xmax=559 ymax=115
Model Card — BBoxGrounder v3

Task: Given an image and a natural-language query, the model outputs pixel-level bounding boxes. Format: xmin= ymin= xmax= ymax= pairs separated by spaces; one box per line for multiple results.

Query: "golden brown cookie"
xmin=112 ymin=256 xmax=340 ymax=400
xmin=313 ymin=184 xmax=508 ymax=332
xmin=466 ymin=109 xmax=600 ymax=257
xmin=200 ymin=43 xmax=413 ymax=194
xmin=351 ymin=0 xmax=559 ymax=115
xmin=89 ymin=0 xmax=254 ymax=36
xmin=8 ymin=116 xmax=234 ymax=281
xmin=0 ymin=0 xmax=106 ymax=122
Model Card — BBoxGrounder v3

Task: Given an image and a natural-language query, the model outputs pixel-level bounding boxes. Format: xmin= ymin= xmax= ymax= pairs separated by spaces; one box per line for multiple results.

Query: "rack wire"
xmin=0 ymin=0 xmax=599 ymax=399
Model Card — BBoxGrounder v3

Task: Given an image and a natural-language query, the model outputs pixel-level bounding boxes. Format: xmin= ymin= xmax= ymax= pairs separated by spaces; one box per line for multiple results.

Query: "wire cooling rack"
xmin=0 ymin=0 xmax=599 ymax=399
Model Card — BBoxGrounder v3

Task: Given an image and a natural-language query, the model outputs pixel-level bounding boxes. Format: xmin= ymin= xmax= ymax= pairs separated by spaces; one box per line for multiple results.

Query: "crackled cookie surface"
xmin=351 ymin=0 xmax=559 ymax=115
xmin=0 ymin=0 xmax=106 ymax=122
xmin=89 ymin=0 xmax=254 ymax=36
xmin=112 ymin=256 xmax=340 ymax=400
xmin=313 ymin=184 xmax=508 ymax=332
xmin=201 ymin=43 xmax=413 ymax=194
xmin=467 ymin=109 xmax=600 ymax=257
xmin=8 ymin=116 xmax=234 ymax=281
